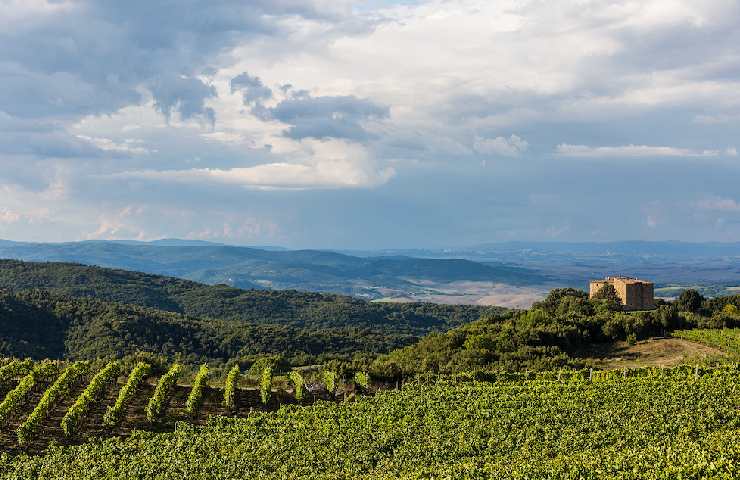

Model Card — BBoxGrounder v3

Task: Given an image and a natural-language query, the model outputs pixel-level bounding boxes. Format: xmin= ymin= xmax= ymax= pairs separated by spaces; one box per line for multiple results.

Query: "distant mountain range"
xmin=0 ymin=239 xmax=547 ymax=299
xmin=3 ymin=239 xmax=740 ymax=303
xmin=350 ymin=241 xmax=740 ymax=297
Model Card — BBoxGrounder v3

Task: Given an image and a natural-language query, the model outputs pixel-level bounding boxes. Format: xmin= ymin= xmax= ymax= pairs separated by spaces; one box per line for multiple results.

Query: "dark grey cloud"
xmin=231 ymin=72 xmax=273 ymax=105
xmin=264 ymin=93 xmax=390 ymax=140
xmin=150 ymin=75 xmax=216 ymax=126
xmin=0 ymin=1 xmax=342 ymax=123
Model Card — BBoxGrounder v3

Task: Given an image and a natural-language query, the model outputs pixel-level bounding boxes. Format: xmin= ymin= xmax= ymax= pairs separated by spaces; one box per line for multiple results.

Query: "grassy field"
xmin=578 ymin=337 xmax=731 ymax=369
xmin=0 ymin=363 xmax=738 ymax=479
xmin=673 ymin=329 xmax=740 ymax=358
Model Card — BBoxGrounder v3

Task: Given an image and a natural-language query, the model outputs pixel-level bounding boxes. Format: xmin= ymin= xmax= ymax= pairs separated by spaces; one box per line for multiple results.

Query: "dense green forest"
xmin=0 ymin=261 xmax=494 ymax=366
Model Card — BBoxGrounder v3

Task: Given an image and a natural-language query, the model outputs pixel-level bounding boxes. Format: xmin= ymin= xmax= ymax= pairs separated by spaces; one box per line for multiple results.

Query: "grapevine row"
xmin=259 ymin=366 xmax=272 ymax=405
xmin=17 ymin=362 xmax=88 ymax=445
xmin=185 ymin=364 xmax=209 ymax=416
xmin=61 ymin=361 xmax=121 ymax=437
xmin=223 ymin=365 xmax=240 ymax=412
xmin=0 ymin=362 xmax=57 ymax=425
xmin=289 ymin=370 xmax=304 ymax=401
xmin=0 ymin=359 xmax=34 ymax=387
xmin=145 ymin=363 xmax=182 ymax=422
xmin=103 ymin=362 xmax=151 ymax=427
xmin=322 ymin=370 xmax=337 ymax=396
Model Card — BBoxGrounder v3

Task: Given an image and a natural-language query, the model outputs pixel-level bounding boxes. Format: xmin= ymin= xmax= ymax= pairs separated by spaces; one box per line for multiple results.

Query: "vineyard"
xmin=673 ymin=328 xmax=740 ymax=358
xmin=0 ymin=358 xmax=736 ymax=478
xmin=0 ymin=359 xmax=363 ymax=455
xmin=0 ymin=364 xmax=736 ymax=479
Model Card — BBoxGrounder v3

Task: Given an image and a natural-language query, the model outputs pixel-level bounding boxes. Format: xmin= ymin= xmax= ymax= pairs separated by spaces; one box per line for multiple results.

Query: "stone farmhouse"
xmin=589 ymin=276 xmax=656 ymax=311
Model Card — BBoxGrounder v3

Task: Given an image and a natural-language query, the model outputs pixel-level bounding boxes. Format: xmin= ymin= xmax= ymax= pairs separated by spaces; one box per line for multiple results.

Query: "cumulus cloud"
xmin=474 ymin=135 xmax=528 ymax=157
xmin=555 ymin=144 xmax=731 ymax=158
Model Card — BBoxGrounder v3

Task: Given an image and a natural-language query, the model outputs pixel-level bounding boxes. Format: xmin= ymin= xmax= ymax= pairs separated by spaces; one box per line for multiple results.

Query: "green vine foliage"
xmin=145 ymin=363 xmax=183 ymax=422
xmin=185 ymin=364 xmax=209 ymax=417
xmin=2 ymin=365 xmax=739 ymax=478
xmin=0 ymin=359 xmax=34 ymax=387
xmin=103 ymin=362 xmax=151 ymax=427
xmin=0 ymin=361 xmax=57 ymax=425
xmin=354 ymin=371 xmax=370 ymax=390
xmin=62 ymin=361 xmax=121 ymax=437
xmin=223 ymin=365 xmax=240 ymax=412
xmin=17 ymin=362 xmax=88 ymax=445
xmin=259 ymin=366 xmax=272 ymax=405
xmin=289 ymin=371 xmax=305 ymax=401
xmin=322 ymin=371 xmax=337 ymax=396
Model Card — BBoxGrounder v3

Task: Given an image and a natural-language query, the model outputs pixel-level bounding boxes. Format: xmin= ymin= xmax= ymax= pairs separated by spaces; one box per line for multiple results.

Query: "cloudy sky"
xmin=1 ymin=0 xmax=740 ymax=248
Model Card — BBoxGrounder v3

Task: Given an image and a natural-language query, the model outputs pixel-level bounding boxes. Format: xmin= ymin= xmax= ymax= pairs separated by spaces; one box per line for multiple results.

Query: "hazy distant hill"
xmin=0 ymin=240 xmax=546 ymax=298
xmin=350 ymin=241 xmax=740 ymax=295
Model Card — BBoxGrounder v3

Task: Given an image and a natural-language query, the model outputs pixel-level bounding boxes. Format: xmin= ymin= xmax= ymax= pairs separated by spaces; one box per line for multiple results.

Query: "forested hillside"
xmin=0 ymin=261 xmax=496 ymax=365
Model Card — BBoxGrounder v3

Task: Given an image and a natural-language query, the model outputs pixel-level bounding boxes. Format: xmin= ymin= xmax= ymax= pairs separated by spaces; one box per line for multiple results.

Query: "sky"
xmin=1 ymin=0 xmax=740 ymax=249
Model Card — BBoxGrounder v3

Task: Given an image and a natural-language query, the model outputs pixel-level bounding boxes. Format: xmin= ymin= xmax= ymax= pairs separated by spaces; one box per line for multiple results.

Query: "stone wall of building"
xmin=589 ymin=276 xmax=656 ymax=311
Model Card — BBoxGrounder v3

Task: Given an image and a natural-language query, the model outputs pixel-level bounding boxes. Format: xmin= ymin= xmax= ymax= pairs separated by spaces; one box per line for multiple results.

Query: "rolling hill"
xmin=0 ymin=260 xmax=497 ymax=365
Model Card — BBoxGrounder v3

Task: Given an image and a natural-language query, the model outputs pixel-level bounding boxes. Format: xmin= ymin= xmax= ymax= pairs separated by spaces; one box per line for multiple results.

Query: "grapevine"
xmin=322 ymin=370 xmax=337 ymax=396
xmin=223 ymin=365 xmax=240 ymax=412
xmin=61 ymin=361 xmax=121 ymax=437
xmin=0 ymin=359 xmax=34 ymax=387
xmin=289 ymin=370 xmax=305 ymax=401
xmin=0 ymin=361 xmax=57 ymax=425
xmin=103 ymin=362 xmax=151 ymax=427
xmin=0 ymin=365 xmax=737 ymax=478
xmin=145 ymin=363 xmax=183 ymax=422
xmin=185 ymin=364 xmax=209 ymax=416
xmin=353 ymin=371 xmax=370 ymax=391
xmin=17 ymin=362 xmax=88 ymax=445
xmin=259 ymin=366 xmax=272 ymax=405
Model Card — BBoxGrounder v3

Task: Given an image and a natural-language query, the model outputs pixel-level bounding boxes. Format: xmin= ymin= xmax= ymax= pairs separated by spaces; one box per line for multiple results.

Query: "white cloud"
xmin=75 ymin=135 xmax=152 ymax=155
xmin=107 ymin=139 xmax=395 ymax=189
xmin=555 ymin=144 xmax=728 ymax=158
xmin=474 ymin=135 xmax=528 ymax=157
